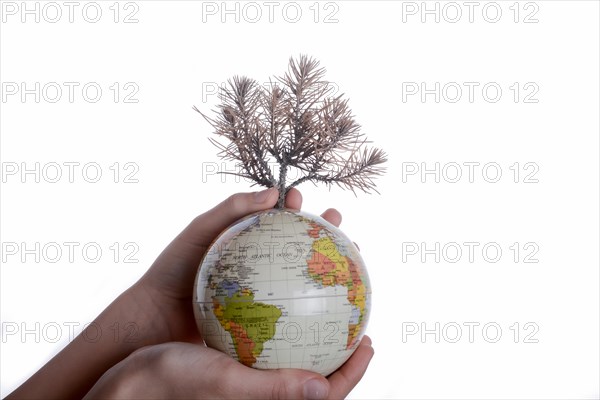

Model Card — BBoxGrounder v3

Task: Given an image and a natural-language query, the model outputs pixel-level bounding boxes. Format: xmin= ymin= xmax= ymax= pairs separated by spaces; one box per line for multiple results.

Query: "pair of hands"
xmin=9 ymin=188 xmax=373 ymax=400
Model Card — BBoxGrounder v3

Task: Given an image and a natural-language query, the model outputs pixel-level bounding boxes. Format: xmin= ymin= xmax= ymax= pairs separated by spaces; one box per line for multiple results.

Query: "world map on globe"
xmin=193 ymin=208 xmax=371 ymax=376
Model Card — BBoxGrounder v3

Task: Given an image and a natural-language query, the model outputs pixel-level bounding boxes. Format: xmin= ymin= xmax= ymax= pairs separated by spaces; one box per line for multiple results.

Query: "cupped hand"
xmin=85 ymin=187 xmax=374 ymax=399
xmin=7 ymin=188 xmax=374 ymax=400
xmin=84 ymin=335 xmax=373 ymax=399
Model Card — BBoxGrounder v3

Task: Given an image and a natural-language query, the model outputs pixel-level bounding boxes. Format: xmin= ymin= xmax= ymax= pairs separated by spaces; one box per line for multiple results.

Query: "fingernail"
xmin=254 ymin=187 xmax=274 ymax=203
xmin=361 ymin=334 xmax=372 ymax=347
xmin=303 ymin=379 xmax=328 ymax=400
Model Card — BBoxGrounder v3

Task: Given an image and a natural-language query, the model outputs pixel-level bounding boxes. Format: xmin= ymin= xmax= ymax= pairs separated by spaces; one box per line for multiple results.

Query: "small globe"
xmin=193 ymin=208 xmax=371 ymax=376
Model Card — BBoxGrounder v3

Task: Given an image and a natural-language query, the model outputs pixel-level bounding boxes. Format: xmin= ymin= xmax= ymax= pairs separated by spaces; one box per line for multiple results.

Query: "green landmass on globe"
xmin=213 ymin=286 xmax=282 ymax=367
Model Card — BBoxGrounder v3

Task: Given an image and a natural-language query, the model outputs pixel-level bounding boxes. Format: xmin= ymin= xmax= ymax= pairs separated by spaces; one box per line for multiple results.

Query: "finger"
xmin=218 ymin=362 xmax=330 ymax=400
xmin=143 ymin=188 xmax=279 ymax=296
xmin=321 ymin=208 xmax=342 ymax=228
xmin=326 ymin=336 xmax=374 ymax=399
xmin=285 ymin=188 xmax=303 ymax=210
xmin=360 ymin=334 xmax=372 ymax=347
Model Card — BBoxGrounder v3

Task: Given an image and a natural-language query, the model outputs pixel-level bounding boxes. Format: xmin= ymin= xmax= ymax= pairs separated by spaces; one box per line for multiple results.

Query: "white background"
xmin=1 ymin=1 xmax=599 ymax=398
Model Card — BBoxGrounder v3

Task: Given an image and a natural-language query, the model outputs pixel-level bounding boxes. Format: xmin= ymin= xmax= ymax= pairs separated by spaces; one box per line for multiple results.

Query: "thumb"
xmin=199 ymin=187 xmax=279 ymax=238
xmin=176 ymin=187 xmax=279 ymax=254
xmin=142 ymin=188 xmax=278 ymax=296
xmin=228 ymin=367 xmax=330 ymax=400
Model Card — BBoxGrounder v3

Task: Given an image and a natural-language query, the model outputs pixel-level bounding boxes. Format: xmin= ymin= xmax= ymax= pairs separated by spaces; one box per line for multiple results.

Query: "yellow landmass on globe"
xmin=307 ymin=235 xmax=366 ymax=349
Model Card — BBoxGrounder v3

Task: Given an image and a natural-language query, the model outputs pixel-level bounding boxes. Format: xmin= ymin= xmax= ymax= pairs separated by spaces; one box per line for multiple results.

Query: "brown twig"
xmin=195 ymin=55 xmax=387 ymax=208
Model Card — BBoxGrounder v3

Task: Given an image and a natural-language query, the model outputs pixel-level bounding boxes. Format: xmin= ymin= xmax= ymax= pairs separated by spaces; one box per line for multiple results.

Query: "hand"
xmin=84 ymin=336 xmax=374 ymax=399
xmin=7 ymin=188 xmax=374 ymax=399
xmin=84 ymin=187 xmax=373 ymax=399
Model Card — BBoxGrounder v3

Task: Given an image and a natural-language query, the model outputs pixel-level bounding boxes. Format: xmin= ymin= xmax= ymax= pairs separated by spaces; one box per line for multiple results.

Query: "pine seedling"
xmin=194 ymin=55 xmax=387 ymax=208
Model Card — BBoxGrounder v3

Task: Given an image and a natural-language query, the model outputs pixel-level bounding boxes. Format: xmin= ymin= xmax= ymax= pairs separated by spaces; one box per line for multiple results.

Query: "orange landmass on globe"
xmin=307 ymin=222 xmax=322 ymax=239
xmin=307 ymin=234 xmax=367 ymax=349
xmin=228 ymin=321 xmax=257 ymax=366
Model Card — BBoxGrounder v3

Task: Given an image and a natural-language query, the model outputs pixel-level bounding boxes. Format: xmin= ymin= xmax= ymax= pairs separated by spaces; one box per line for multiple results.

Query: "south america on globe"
xmin=193 ymin=56 xmax=386 ymax=375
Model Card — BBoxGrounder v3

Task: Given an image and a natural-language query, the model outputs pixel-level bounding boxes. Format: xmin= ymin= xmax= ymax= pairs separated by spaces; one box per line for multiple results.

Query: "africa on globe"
xmin=192 ymin=55 xmax=386 ymax=374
